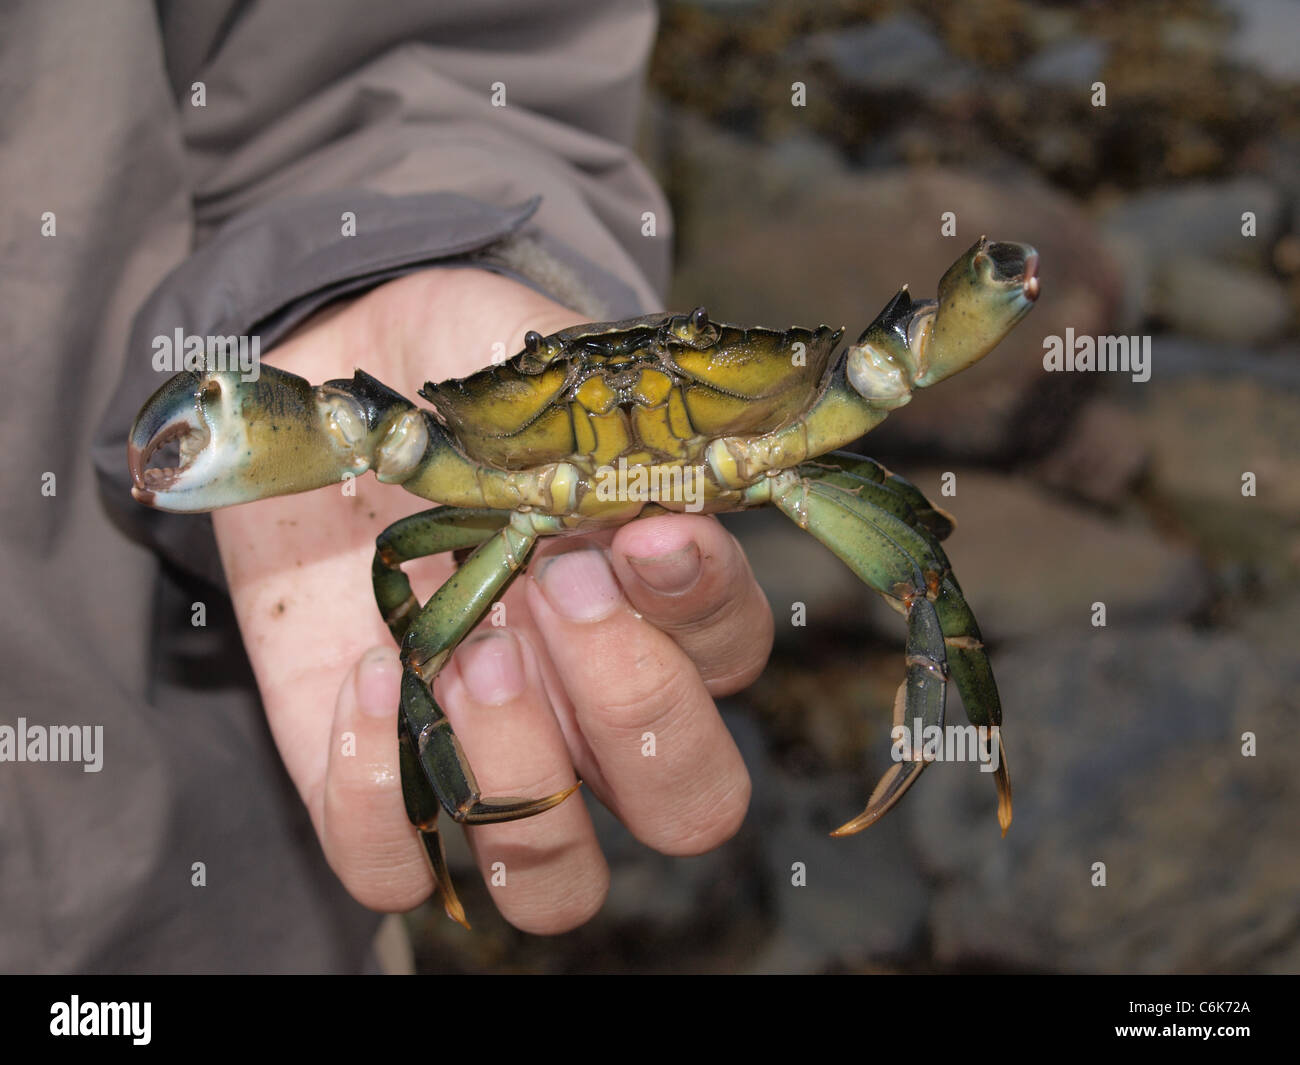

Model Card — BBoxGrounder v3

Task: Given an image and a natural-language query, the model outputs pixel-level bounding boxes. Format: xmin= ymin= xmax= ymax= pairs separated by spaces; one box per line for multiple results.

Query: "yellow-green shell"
xmin=420 ymin=312 xmax=844 ymax=472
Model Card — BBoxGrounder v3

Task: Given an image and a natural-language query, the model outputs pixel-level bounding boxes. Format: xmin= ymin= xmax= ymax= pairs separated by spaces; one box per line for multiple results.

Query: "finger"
xmin=320 ymin=646 xmax=433 ymax=911
xmin=610 ymin=514 xmax=773 ymax=697
xmin=525 ymin=546 xmax=751 ymax=855
xmin=436 ymin=626 xmax=607 ymax=934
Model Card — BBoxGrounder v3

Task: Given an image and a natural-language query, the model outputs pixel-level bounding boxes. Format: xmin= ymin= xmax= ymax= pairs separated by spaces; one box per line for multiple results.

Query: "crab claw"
xmin=128 ymin=365 xmax=426 ymax=512
xmin=914 ymin=236 xmax=1039 ymax=388
xmin=844 ymin=238 xmax=1038 ymax=406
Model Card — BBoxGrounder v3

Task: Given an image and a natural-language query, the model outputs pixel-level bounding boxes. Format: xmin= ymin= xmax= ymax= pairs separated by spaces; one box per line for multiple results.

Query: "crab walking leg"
xmin=799 ymin=451 xmax=955 ymax=541
xmin=396 ymin=724 xmax=468 ymax=928
xmin=807 ymin=458 xmax=1010 ymax=831
xmin=380 ymin=509 xmax=580 ymax=927
xmin=748 ymin=471 xmax=949 ymax=835
xmin=932 ymin=574 xmax=1012 ymax=834
xmin=399 ymin=512 xmax=581 ymax=822
xmin=790 ymin=461 xmax=1013 ymax=834
xmin=372 ymin=507 xmax=511 ymax=642
xmin=370 ymin=507 xmax=517 ymax=927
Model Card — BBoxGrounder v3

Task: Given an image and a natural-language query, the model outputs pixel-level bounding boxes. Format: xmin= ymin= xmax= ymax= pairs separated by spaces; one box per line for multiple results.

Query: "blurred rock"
xmin=1021 ymin=37 xmax=1108 ymax=88
xmin=799 ymin=16 xmax=973 ymax=98
xmin=1095 ymin=227 xmax=1155 ymax=333
xmin=1151 ymin=256 xmax=1291 ymax=344
xmin=666 ymin=113 xmax=1121 ymax=460
xmin=1222 ymin=0 xmax=1300 ymax=83
xmin=907 ymin=624 xmax=1300 ymax=973
xmin=1159 ymin=17 xmax=1223 ymax=61
xmin=745 ymin=767 xmax=930 ymax=973
xmin=903 ymin=469 xmax=1210 ymax=643
xmin=1031 ymin=398 xmax=1148 ymax=507
xmin=1098 ymin=178 xmax=1285 ymax=273
xmin=1146 ymin=334 xmax=1300 ymax=382
xmin=1138 ymin=373 xmax=1300 ymax=573
xmin=1022 ymin=7 xmax=1078 ymax=50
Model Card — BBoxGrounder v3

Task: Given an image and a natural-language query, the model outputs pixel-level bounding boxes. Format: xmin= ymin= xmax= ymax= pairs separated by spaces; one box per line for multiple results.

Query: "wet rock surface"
xmin=909 ymin=622 xmax=1300 ymax=973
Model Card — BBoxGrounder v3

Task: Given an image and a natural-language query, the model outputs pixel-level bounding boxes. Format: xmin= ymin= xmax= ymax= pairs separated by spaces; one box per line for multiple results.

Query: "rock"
xmin=1022 ymin=7 xmax=1078 ymax=50
xmin=1021 ymin=37 xmax=1108 ymax=88
xmin=898 ymin=469 xmax=1210 ymax=644
xmin=1098 ymin=179 xmax=1286 ymax=273
xmin=1222 ymin=0 xmax=1300 ymax=83
xmin=1143 ymin=335 xmax=1300 ymax=383
xmin=1159 ymin=17 xmax=1223 ymax=61
xmin=1030 ymin=398 xmax=1148 ymax=507
xmin=799 ymin=16 xmax=972 ymax=98
xmin=1095 ymin=227 xmax=1154 ymax=333
xmin=1137 ymin=372 xmax=1300 ymax=575
xmin=745 ymin=766 xmax=930 ymax=973
xmin=907 ymin=624 xmax=1300 ymax=973
xmin=1151 ymin=256 xmax=1291 ymax=344
xmin=666 ymin=113 xmax=1122 ymax=460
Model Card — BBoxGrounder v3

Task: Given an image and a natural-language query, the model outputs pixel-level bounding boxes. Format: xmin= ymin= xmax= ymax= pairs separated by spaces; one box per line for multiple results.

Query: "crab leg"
xmin=369 ymin=506 xmax=511 ymax=924
xmin=797 ymin=451 xmax=955 ymax=541
xmin=373 ymin=507 xmax=511 ymax=641
xmin=375 ymin=507 xmax=579 ymax=927
xmin=745 ymin=471 xmax=945 ymax=833
xmin=807 ymin=455 xmax=1011 ymax=831
xmin=751 ymin=466 xmax=1011 ymax=835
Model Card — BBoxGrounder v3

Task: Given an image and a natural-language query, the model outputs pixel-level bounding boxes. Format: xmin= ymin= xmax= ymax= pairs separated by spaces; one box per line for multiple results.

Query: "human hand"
xmin=211 ymin=268 xmax=773 ymax=933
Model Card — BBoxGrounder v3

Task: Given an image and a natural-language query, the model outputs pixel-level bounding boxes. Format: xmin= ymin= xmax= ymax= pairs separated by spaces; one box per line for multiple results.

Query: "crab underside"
xmin=129 ymin=237 xmax=1039 ymax=927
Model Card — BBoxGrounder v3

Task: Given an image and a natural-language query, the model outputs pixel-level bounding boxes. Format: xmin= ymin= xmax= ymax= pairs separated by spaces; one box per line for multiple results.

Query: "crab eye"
xmin=691 ymin=307 xmax=709 ymax=332
xmin=524 ymin=330 xmax=542 ymax=354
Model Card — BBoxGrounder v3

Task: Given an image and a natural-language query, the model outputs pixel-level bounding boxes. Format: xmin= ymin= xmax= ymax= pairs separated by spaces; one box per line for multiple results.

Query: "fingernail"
xmin=356 ymin=646 xmax=401 ymax=718
xmin=537 ymin=548 xmax=622 ymax=622
xmin=625 ymin=542 xmax=702 ymax=594
xmin=458 ymin=630 xmax=525 ymax=705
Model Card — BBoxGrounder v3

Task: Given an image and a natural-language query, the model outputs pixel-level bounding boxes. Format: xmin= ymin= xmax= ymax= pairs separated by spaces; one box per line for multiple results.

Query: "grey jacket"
xmin=0 ymin=0 xmax=667 ymax=972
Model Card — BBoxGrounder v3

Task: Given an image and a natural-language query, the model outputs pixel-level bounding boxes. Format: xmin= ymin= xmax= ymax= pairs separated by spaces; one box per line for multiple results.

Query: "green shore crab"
xmin=129 ymin=237 xmax=1039 ymax=927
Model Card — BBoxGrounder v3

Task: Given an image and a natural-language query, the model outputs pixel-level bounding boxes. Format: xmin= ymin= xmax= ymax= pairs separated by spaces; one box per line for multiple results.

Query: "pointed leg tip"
xmin=446 ymin=901 xmax=471 ymax=930
xmin=457 ymin=778 xmax=583 ymax=824
xmin=829 ymin=810 xmax=881 ymax=837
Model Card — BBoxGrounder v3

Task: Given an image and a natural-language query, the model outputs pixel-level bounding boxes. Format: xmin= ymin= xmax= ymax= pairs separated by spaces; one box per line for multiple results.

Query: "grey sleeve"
xmin=94 ymin=0 xmax=670 ymax=586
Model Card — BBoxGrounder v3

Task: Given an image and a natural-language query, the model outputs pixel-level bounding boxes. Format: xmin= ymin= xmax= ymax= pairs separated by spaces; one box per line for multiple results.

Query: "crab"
xmin=128 ymin=237 xmax=1039 ymax=927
